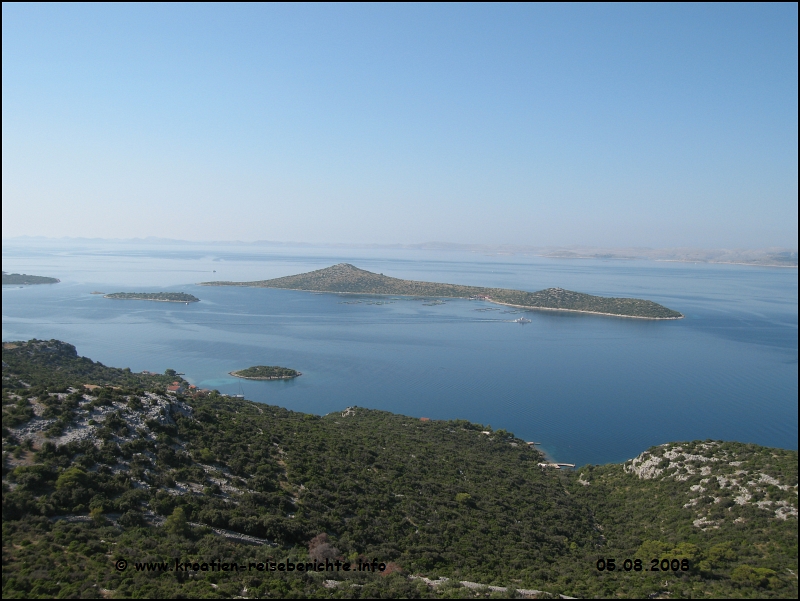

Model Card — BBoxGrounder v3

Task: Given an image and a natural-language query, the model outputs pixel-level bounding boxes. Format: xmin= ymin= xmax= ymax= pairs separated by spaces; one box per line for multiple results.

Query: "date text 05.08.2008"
xmin=596 ymin=558 xmax=691 ymax=572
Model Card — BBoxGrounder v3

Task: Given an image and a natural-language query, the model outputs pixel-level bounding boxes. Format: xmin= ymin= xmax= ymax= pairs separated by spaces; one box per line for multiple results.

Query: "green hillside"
xmin=561 ymin=442 xmax=798 ymax=598
xmin=3 ymin=341 xmax=794 ymax=598
xmin=201 ymin=263 xmax=683 ymax=319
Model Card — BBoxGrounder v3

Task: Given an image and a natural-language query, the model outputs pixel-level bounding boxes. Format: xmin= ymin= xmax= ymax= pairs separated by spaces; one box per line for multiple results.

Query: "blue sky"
xmin=2 ymin=3 xmax=797 ymax=247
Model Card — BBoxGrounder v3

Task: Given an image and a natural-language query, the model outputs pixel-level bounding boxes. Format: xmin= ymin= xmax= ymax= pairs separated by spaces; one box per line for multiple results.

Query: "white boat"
xmin=514 ymin=317 xmax=531 ymax=324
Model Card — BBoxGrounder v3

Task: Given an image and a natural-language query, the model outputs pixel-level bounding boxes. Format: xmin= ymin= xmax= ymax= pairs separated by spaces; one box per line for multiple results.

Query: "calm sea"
xmin=3 ymin=239 xmax=797 ymax=466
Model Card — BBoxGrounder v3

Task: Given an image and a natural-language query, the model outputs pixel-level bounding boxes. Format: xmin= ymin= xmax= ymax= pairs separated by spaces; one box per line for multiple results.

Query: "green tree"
xmin=731 ymin=565 xmax=776 ymax=588
xmin=55 ymin=467 xmax=88 ymax=490
xmin=164 ymin=506 xmax=189 ymax=536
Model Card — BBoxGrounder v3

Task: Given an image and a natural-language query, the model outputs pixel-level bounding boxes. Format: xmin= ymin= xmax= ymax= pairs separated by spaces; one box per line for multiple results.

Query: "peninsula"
xmin=230 ymin=365 xmax=301 ymax=380
xmin=2 ymin=271 xmax=60 ymax=285
xmin=201 ymin=263 xmax=683 ymax=319
xmin=104 ymin=292 xmax=199 ymax=303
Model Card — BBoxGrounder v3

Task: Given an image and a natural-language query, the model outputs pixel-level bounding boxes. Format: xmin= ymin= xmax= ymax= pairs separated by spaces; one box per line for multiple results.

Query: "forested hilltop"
xmin=201 ymin=263 xmax=682 ymax=319
xmin=3 ymin=341 xmax=795 ymax=598
xmin=2 ymin=272 xmax=60 ymax=285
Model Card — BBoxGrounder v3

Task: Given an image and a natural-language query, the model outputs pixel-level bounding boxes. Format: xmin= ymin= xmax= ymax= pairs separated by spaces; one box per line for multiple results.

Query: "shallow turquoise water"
xmin=3 ymin=240 xmax=797 ymax=465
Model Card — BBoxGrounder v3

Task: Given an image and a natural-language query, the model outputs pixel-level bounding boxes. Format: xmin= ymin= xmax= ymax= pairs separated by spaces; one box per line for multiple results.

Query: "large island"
xmin=201 ymin=263 xmax=683 ymax=319
xmin=2 ymin=271 xmax=60 ymax=285
xmin=104 ymin=292 xmax=200 ymax=303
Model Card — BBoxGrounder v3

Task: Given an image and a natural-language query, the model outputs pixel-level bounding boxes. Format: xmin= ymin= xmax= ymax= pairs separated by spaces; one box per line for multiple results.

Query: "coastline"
xmin=201 ymin=284 xmax=683 ymax=320
xmin=652 ymin=259 xmax=798 ymax=269
xmin=488 ymin=299 xmax=684 ymax=320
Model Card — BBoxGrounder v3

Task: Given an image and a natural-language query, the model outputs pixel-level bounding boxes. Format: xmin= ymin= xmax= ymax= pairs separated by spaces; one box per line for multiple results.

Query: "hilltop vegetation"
xmin=2 ymin=272 xmax=60 ymax=285
xmin=561 ymin=442 xmax=798 ymax=598
xmin=3 ymin=341 xmax=795 ymax=598
xmin=104 ymin=292 xmax=200 ymax=303
xmin=232 ymin=366 xmax=301 ymax=380
xmin=201 ymin=263 xmax=682 ymax=319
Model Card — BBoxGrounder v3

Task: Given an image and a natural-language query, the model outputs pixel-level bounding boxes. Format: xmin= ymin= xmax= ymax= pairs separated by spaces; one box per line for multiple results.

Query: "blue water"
xmin=3 ymin=239 xmax=797 ymax=466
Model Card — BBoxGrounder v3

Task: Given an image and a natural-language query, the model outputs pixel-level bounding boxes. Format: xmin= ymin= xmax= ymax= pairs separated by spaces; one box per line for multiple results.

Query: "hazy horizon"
xmin=3 ymin=4 xmax=798 ymax=248
xmin=3 ymin=234 xmax=797 ymax=252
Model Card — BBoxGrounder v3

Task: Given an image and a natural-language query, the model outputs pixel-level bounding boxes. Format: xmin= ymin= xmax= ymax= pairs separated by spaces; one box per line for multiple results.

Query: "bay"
xmin=2 ymin=239 xmax=797 ymax=466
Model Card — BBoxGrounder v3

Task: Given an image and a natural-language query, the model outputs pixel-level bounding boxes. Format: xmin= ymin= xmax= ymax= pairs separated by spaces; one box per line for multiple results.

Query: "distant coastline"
xmin=6 ymin=237 xmax=794 ymax=268
xmin=651 ymin=259 xmax=798 ymax=269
